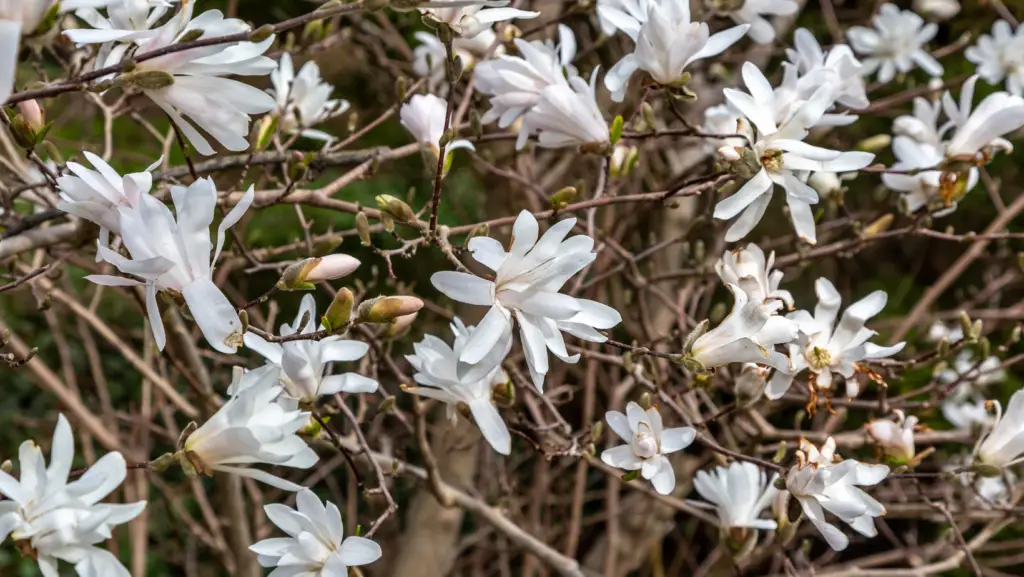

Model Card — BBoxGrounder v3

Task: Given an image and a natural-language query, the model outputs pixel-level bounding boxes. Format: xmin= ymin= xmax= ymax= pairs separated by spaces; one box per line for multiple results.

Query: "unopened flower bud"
xmin=251 ymin=114 xmax=279 ymax=151
xmin=856 ymin=134 xmax=892 ymax=152
xmin=610 ymin=144 xmax=639 ymax=178
xmin=735 ymin=363 xmax=769 ymax=405
xmin=463 ymin=223 xmax=489 ymax=247
xmin=126 ymin=70 xmax=175 ymax=90
xmin=17 ymin=100 xmax=44 ymax=133
xmin=249 ymin=24 xmax=276 ymax=43
xmin=375 ymin=194 xmax=418 ymax=223
xmin=322 ymin=287 xmax=355 ymax=333
xmin=549 ymin=186 xmax=577 ymax=210
xmin=385 ymin=312 xmax=418 ymax=337
xmin=360 ymin=296 xmax=424 ymax=323
xmin=0 ymin=460 xmax=11 ymax=473
xmin=356 ymin=211 xmax=372 ymax=246
xmin=277 ymin=254 xmax=361 ymax=290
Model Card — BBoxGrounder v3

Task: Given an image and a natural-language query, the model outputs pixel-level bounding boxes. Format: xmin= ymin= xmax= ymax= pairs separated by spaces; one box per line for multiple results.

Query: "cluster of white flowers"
xmin=884 ymin=76 xmax=1024 ymax=215
xmin=9 ymin=0 xmax=1024 ymax=570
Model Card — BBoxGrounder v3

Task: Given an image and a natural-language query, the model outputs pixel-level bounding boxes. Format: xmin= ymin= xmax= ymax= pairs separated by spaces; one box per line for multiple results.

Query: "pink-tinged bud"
xmin=305 ymin=254 xmax=361 ymax=282
xmin=360 ymin=295 xmax=424 ymax=323
xmin=718 ymin=145 xmax=741 ymax=162
xmin=386 ymin=312 xmax=418 ymax=337
xmin=17 ymin=100 xmax=44 ymax=132
xmin=277 ymin=254 xmax=361 ymax=291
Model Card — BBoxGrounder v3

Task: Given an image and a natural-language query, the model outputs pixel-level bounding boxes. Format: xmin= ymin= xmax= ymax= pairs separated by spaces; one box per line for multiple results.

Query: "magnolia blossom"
xmin=687 ymin=284 xmax=794 ymax=371
xmin=894 ymin=96 xmax=945 ymax=146
xmin=413 ymin=30 xmax=500 ymax=93
xmin=847 ymin=3 xmax=943 ymax=83
xmin=714 ymin=243 xmax=798 ymax=346
xmin=966 ymin=20 xmax=1024 ymax=96
xmin=715 ymin=0 xmax=798 ymax=45
xmin=715 ymin=63 xmax=874 ymax=244
xmin=884 ymin=135 xmax=969 ymax=216
xmin=866 ymin=410 xmax=917 ymax=464
xmin=734 ymin=362 xmax=771 ymax=404
xmin=926 ymin=320 xmax=963 ymax=343
xmin=268 ymin=53 xmax=350 ymax=144
xmin=64 ymin=0 xmax=175 ymax=71
xmin=807 ymin=171 xmax=855 ymax=199
xmin=522 ymin=71 xmax=610 ymax=150
xmin=596 ymin=0 xmax=630 ymax=35
xmin=56 ymin=152 xmax=160 ymax=251
xmin=692 ymin=461 xmax=779 ymax=530
xmin=603 ymin=0 xmax=749 ymax=101
xmin=939 ymin=350 xmax=1005 ymax=403
xmin=252 ymin=489 xmax=381 ymax=576
xmin=86 ymin=178 xmax=253 ymax=354
xmin=0 ymin=415 xmax=145 ymax=577
xmin=242 ymin=295 xmax=378 ymax=405
xmin=476 ymin=24 xmax=576 ymax=148
xmin=432 ymin=211 xmax=621 ymax=390
xmin=400 ymin=93 xmax=475 ymax=157
xmin=184 ymin=364 xmax=318 ymax=490
xmin=942 ymin=398 xmax=993 ymax=431
xmin=976 ymin=389 xmax=1024 ymax=469
xmin=913 ymin=0 xmax=960 ymax=20
xmin=703 ymin=103 xmax=745 ymax=152
xmin=943 ymin=75 xmax=1024 ymax=159
xmin=419 ymin=2 xmax=538 ymax=38
xmin=119 ymin=2 xmax=277 ymax=155
xmin=602 ymin=402 xmax=695 ymax=494
xmin=786 ymin=28 xmax=869 ymax=114
xmin=0 ymin=0 xmax=54 ymax=103
xmin=767 ymin=278 xmax=905 ymax=399
xmin=405 ymin=317 xmax=513 ymax=454
xmin=786 ymin=437 xmax=889 ymax=551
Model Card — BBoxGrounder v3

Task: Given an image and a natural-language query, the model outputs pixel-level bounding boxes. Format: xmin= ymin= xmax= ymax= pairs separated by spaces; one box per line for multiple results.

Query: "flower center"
xmin=761 ymin=149 xmax=784 ymax=173
xmin=805 ymin=346 xmax=832 ymax=370
xmin=632 ymin=430 xmax=658 ymax=459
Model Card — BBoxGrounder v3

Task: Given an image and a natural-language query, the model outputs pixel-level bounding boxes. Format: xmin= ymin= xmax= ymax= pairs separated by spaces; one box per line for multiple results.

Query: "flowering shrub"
xmin=1 ymin=0 xmax=1024 ymax=575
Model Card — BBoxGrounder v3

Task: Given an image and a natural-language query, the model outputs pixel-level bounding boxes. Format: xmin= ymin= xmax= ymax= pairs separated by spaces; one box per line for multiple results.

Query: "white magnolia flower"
xmin=252 ymin=489 xmax=382 ymax=576
xmin=847 ymin=3 xmax=943 ymax=83
xmin=0 ymin=0 xmax=54 ymax=103
xmin=939 ymin=350 xmax=1005 ymax=403
xmin=419 ymin=2 xmax=539 ymax=38
xmin=184 ymin=364 xmax=318 ymax=490
xmin=522 ymin=70 xmax=610 ymax=150
xmin=687 ymin=284 xmax=793 ymax=370
xmin=596 ymin=0 xmax=631 ymax=35
xmin=943 ymin=75 xmax=1024 ymax=159
xmin=807 ymin=170 xmax=855 ymax=199
xmin=122 ymin=2 xmax=277 ymax=155
xmin=714 ymin=63 xmax=874 ymax=244
xmin=943 ymin=398 xmax=993 ymax=431
xmin=692 ymin=461 xmax=779 ymax=529
xmin=56 ymin=151 xmax=160 ymax=251
xmin=475 ymin=24 xmax=577 ymax=148
xmin=976 ymin=389 xmax=1024 ymax=469
xmin=64 ymin=0 xmax=175 ymax=71
xmin=431 ymin=210 xmax=622 ymax=390
xmin=715 ymin=243 xmax=798 ymax=346
xmin=786 ymin=437 xmax=889 ymax=551
xmin=716 ymin=0 xmax=798 ymax=45
xmin=734 ymin=362 xmax=771 ymax=403
xmin=602 ymin=402 xmax=695 ymax=495
xmin=715 ymin=243 xmax=794 ymax=312
xmin=702 ymin=103 xmax=745 ymax=151
xmin=603 ymin=0 xmax=749 ymax=102
xmin=926 ymin=320 xmax=963 ymax=343
xmin=86 ymin=178 xmax=253 ymax=354
xmin=61 ymin=0 xmax=172 ymax=9
xmin=965 ymin=20 xmax=1024 ymax=96
xmin=242 ymin=294 xmax=378 ymax=405
xmin=0 ymin=415 xmax=145 ymax=577
xmin=404 ymin=317 xmax=513 ymax=454
xmin=786 ymin=28 xmax=869 ymax=113
xmin=913 ymin=0 xmax=959 ymax=21
xmin=767 ymin=278 xmax=905 ymax=400
xmin=413 ymin=29 xmax=500 ymax=94
xmin=866 ymin=410 xmax=918 ymax=464
xmin=400 ymin=93 xmax=475 ymax=157
xmin=268 ymin=53 xmax=350 ymax=144
xmin=883 ymin=136 xmax=971 ymax=216
xmin=893 ymin=95 xmax=945 ymax=146
xmin=971 ymin=470 xmax=1014 ymax=508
